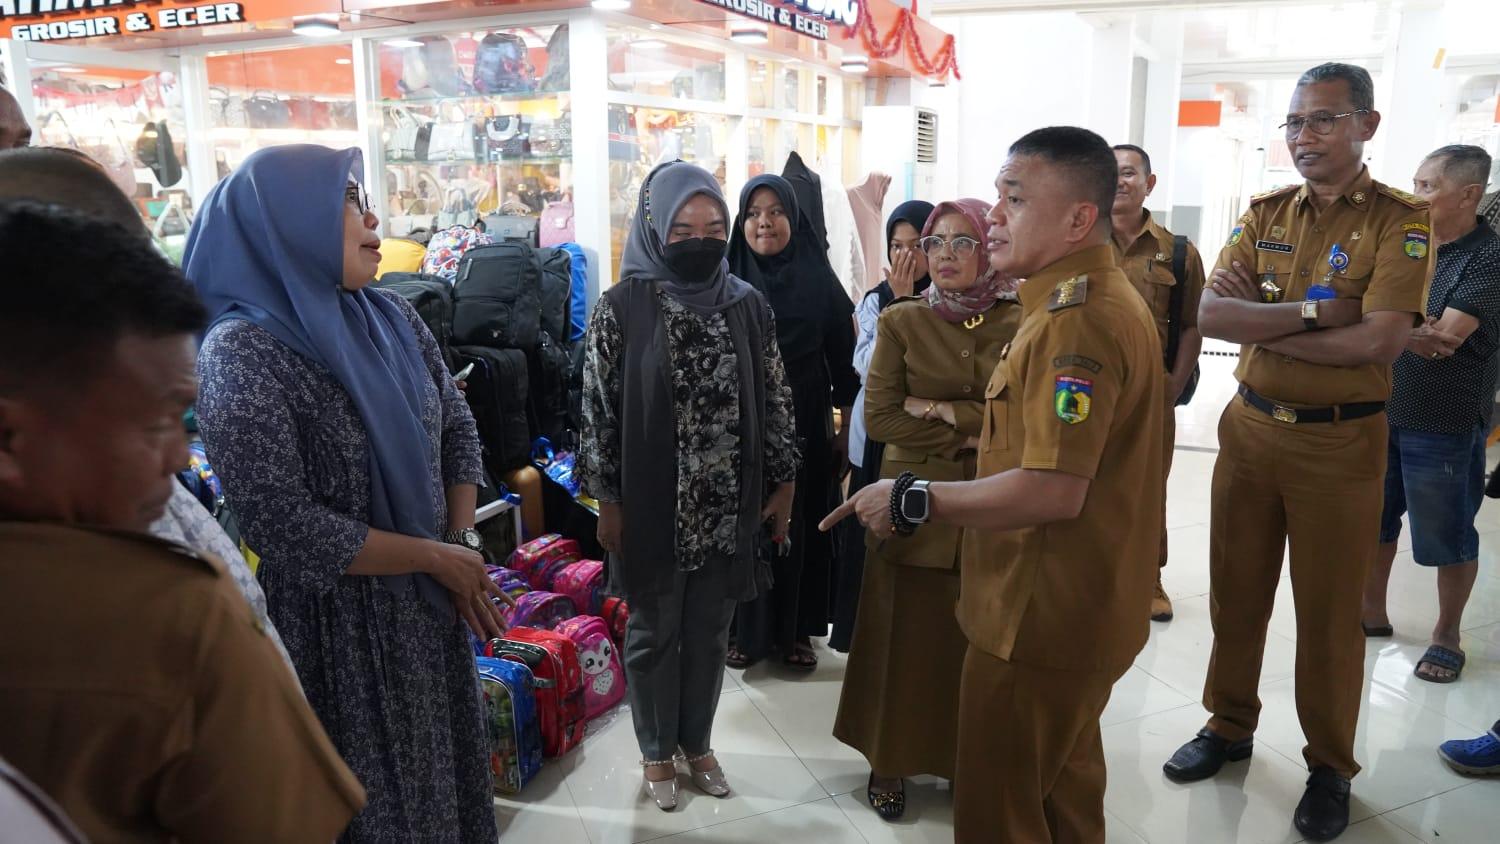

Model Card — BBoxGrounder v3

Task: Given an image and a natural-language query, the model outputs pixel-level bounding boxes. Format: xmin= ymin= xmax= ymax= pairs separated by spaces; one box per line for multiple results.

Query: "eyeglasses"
xmin=1279 ymin=109 xmax=1369 ymax=139
xmin=345 ymin=182 xmax=372 ymax=215
xmin=919 ymin=235 xmax=981 ymax=259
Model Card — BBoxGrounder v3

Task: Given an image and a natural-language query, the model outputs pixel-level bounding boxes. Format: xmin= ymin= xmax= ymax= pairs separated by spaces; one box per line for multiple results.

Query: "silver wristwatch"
xmin=444 ymin=528 xmax=484 ymax=552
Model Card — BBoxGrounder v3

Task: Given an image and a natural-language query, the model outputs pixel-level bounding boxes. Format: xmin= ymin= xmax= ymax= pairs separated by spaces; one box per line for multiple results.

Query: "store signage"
xmin=696 ymin=0 xmax=860 ymax=41
xmin=3 ymin=0 xmax=245 ymax=40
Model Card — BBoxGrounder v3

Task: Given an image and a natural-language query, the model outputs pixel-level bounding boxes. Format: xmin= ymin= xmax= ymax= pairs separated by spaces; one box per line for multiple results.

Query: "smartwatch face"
xmin=902 ymin=487 xmax=929 ymax=522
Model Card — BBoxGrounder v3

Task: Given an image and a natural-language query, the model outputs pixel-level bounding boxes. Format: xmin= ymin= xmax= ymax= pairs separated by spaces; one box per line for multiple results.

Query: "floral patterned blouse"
xmin=580 ymin=287 xmax=800 ymax=571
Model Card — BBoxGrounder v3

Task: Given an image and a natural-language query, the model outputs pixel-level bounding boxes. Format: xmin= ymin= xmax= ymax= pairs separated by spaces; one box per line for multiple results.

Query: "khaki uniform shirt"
xmin=957 ymin=245 xmax=1165 ymax=672
xmin=0 ymin=522 xmax=366 ymax=844
xmin=1218 ymin=167 xmax=1431 ymax=405
xmin=1111 ymin=210 xmax=1206 ymax=368
xmin=864 ymin=296 xmax=1023 ymax=569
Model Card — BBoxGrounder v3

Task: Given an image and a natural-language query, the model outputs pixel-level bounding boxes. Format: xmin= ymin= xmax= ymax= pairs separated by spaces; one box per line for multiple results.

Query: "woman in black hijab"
xmin=727 ymin=174 xmax=859 ymax=670
xmin=830 ymin=199 xmax=934 ymax=652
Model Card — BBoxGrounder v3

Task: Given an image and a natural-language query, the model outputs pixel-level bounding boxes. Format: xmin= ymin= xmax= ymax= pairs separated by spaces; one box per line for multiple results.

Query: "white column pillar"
xmin=177 ymin=53 xmax=216 ymax=209
xmin=1086 ymin=17 xmax=1135 ymax=144
xmin=0 ymin=38 xmax=37 ymax=129
xmin=1140 ymin=11 xmax=1184 ymax=224
xmin=1373 ymin=1 xmax=1448 ymax=186
xmin=567 ymin=12 xmax=610 ymax=306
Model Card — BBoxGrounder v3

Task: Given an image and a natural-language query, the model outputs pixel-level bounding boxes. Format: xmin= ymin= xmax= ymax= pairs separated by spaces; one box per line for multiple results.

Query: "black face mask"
xmin=663 ymin=237 xmax=727 ymax=284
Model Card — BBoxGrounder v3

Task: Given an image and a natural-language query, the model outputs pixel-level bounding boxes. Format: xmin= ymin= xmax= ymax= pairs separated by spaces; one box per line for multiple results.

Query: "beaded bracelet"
xmin=890 ymin=471 xmax=918 ymax=537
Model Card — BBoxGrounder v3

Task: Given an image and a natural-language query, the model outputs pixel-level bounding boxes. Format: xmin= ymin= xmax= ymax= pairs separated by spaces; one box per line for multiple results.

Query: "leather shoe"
xmin=1163 ymin=728 xmax=1253 ymax=783
xmin=1294 ymin=767 xmax=1350 ymax=841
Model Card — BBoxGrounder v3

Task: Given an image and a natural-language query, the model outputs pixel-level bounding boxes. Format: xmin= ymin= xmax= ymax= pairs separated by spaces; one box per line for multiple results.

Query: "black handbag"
xmin=135 ymin=120 xmax=182 ymax=188
xmin=244 ymin=91 xmax=291 ymax=129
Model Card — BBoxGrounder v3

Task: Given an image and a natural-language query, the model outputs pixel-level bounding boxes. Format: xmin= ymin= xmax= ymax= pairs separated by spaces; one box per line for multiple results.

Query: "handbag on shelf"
xmin=538 ymin=25 xmax=569 ymax=93
xmin=528 ymin=118 xmax=570 ymax=159
xmin=329 ymin=101 xmax=358 ymax=131
xmin=436 ymin=185 xmax=479 ymax=231
xmin=484 ymin=115 xmax=530 ymax=161
xmin=209 ymin=86 xmax=247 ymax=128
xmin=387 ymin=106 xmax=430 ymax=162
xmin=244 ymin=91 xmax=291 ymax=129
xmin=538 ymin=201 xmax=574 ymax=248
xmin=135 ymin=120 xmax=182 ymax=188
xmin=288 ymin=97 xmax=333 ymax=131
xmin=427 ymin=104 xmax=481 ymax=162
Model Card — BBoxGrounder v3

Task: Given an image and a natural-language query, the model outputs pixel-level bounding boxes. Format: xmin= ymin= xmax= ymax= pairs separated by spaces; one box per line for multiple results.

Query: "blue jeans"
xmin=1379 ymin=425 xmax=1485 ymax=566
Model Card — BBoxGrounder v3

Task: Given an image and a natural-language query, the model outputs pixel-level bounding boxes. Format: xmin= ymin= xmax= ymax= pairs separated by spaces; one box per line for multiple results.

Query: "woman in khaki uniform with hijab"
xmin=833 ymin=199 xmax=1021 ymax=822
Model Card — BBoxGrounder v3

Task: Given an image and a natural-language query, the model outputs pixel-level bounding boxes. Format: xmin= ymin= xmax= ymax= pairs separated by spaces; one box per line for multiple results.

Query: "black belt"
xmin=1237 ymin=385 xmax=1384 ymax=424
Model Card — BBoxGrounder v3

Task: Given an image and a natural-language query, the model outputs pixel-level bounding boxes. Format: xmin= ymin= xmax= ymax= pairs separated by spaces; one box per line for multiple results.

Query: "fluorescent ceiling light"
xmin=840 ymin=56 xmax=869 ymax=74
xmin=386 ymin=39 xmax=423 ymax=48
xmin=635 ymin=38 xmax=666 ymax=50
xmin=292 ymin=17 xmax=341 ymax=38
xmin=335 ymin=58 xmax=353 ymax=65
xmin=730 ymin=27 xmax=769 ymax=45
xmin=51 ymin=66 xmax=85 ymax=73
xmin=591 ymin=0 xmax=631 ymax=10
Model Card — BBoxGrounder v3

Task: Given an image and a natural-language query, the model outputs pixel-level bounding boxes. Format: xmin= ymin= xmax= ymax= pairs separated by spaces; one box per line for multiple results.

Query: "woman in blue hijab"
xmin=189 ymin=145 xmax=504 ymax=842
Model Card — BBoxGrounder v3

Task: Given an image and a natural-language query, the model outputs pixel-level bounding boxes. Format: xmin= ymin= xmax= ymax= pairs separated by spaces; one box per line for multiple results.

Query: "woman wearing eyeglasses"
xmin=831 ymin=198 xmax=1020 ymax=822
xmin=189 ymin=146 xmax=507 ymax=842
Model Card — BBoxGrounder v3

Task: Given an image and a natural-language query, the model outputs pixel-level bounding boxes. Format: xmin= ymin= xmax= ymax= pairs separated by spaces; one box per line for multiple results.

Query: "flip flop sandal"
xmin=1414 ymin=644 xmax=1466 ymax=684
xmin=725 ymin=647 xmax=756 ymax=670
xmin=783 ymin=644 xmax=818 ymax=672
xmin=1362 ymin=622 xmax=1394 ymax=638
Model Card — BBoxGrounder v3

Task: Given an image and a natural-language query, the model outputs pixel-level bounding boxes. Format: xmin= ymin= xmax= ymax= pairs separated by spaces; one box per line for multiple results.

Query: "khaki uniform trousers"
xmin=1203 ymin=397 xmax=1387 ymax=778
xmin=953 ymin=646 xmax=1123 ymax=844
xmin=1160 ymin=394 xmax=1176 ymax=568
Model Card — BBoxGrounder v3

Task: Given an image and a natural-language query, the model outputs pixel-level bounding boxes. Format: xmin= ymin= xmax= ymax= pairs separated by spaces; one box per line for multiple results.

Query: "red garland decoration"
xmin=847 ymin=0 xmax=961 ymax=81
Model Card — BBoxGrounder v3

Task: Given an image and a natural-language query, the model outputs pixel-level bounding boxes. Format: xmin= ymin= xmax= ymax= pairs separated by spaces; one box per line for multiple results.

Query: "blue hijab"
xmin=185 ymin=145 xmax=450 ymax=616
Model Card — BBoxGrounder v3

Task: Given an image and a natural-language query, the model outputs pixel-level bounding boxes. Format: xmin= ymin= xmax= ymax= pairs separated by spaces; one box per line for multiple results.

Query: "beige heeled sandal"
xmin=641 ymin=759 xmax=679 ymax=811
xmin=682 ymin=750 xmax=731 ymax=798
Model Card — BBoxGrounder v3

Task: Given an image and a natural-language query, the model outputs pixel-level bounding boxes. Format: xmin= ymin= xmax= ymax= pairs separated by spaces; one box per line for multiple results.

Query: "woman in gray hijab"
xmin=580 ymin=161 xmax=800 ymax=811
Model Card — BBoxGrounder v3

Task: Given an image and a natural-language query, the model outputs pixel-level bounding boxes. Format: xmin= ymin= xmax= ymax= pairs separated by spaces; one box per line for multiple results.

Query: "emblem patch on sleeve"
xmin=1403 ymin=229 xmax=1429 ymax=259
xmin=1054 ymin=376 xmax=1093 ymax=424
xmin=1227 ymin=226 xmax=1244 ymax=247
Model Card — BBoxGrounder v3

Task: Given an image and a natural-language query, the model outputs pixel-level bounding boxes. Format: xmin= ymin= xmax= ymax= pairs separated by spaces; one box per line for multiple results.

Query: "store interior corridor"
xmin=492 ymin=431 xmax=1500 ymax=843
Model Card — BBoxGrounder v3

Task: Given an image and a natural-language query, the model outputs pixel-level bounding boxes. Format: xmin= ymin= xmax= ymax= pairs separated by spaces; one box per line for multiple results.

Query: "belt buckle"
xmin=1271 ymin=405 xmax=1298 ymax=424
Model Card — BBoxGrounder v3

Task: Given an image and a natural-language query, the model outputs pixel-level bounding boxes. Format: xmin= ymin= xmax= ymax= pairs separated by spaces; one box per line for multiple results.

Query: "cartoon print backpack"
xmin=473 ymin=32 xmax=534 ymax=94
xmin=487 ymin=628 xmax=585 ymax=757
xmin=503 ymin=590 xmax=576 ymax=631
xmin=421 ymin=225 xmax=493 ymax=283
xmin=486 ymin=565 xmax=532 ymax=603
xmin=551 ymin=560 xmax=603 ymax=616
xmin=555 ymin=615 xmax=625 ymax=719
xmin=475 ymin=656 xmax=543 ymax=794
xmin=508 ymin=534 xmax=581 ymax=589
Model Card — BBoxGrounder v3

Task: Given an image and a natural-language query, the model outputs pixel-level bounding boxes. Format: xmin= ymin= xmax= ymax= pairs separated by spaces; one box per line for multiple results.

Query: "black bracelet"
xmin=890 ymin=471 xmax=918 ymax=536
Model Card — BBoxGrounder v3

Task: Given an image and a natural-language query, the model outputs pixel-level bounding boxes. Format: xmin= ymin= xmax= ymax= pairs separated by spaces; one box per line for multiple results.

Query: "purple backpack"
xmin=555 ymin=615 xmax=625 ymax=719
xmin=504 ymin=591 xmax=576 ymax=631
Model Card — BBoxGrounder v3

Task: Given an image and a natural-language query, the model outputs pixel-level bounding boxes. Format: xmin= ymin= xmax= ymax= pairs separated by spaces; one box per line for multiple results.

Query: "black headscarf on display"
xmin=869 ymin=199 xmax=935 ymax=310
xmin=781 ymin=151 xmax=828 ymax=250
xmin=728 ymin=174 xmax=851 ymax=363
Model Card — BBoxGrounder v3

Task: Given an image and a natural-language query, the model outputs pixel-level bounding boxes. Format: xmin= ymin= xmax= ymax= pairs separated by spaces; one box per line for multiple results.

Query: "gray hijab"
xmin=619 ymin=160 xmax=755 ymax=316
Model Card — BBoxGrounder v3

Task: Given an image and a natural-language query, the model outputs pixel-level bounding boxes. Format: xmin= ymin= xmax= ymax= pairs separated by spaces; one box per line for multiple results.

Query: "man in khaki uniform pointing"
xmin=823 ymin=126 xmax=1163 ymax=843
xmin=1162 ymin=63 xmax=1431 ymax=842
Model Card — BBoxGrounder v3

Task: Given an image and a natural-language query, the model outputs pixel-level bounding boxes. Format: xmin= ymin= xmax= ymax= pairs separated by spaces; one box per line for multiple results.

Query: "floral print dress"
xmin=580 ymin=287 xmax=800 ymax=572
xmin=195 ymin=290 xmax=496 ymax=844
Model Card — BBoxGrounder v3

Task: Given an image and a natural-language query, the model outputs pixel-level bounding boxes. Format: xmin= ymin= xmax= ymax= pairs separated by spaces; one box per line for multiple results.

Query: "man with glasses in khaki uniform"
xmin=1162 ymin=63 xmax=1431 ymax=842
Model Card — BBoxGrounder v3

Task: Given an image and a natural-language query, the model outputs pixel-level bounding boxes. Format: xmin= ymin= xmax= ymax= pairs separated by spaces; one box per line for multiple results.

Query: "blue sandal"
xmin=1415 ymin=645 xmax=1465 ymax=684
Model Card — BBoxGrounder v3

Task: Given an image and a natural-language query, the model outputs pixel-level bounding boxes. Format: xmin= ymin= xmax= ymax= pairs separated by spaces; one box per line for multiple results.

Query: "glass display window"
xmin=606 ymin=105 xmax=731 ymax=283
xmin=374 ymin=25 xmax=572 ymax=240
xmin=606 ymin=29 xmax=726 ymax=101
xmin=748 ymin=59 xmax=805 ymax=111
xmin=205 ymin=43 xmax=360 ymax=181
xmin=30 ymin=67 xmax=191 ymax=255
xmin=747 ymin=118 xmax=819 ymax=178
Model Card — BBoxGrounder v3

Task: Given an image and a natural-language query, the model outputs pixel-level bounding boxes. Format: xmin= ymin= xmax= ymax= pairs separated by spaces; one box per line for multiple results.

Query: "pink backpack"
xmin=551 ymin=561 xmax=604 ymax=614
xmin=504 ymin=591 xmax=576 ymax=631
xmin=555 ymin=615 xmax=625 ymax=719
xmin=538 ymin=201 xmax=575 ymax=247
xmin=508 ymin=534 xmax=581 ymax=589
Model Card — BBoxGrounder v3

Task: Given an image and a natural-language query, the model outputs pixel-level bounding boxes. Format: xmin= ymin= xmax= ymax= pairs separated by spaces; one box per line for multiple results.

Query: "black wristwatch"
xmin=444 ymin=528 xmax=484 ymax=553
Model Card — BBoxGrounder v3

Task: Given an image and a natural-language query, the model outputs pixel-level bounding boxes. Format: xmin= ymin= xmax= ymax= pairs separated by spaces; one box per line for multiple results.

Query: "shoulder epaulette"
xmin=1377 ymin=184 xmax=1429 ymax=209
xmin=1249 ymin=184 xmax=1299 ymax=205
xmin=1048 ymin=275 xmax=1088 ymax=312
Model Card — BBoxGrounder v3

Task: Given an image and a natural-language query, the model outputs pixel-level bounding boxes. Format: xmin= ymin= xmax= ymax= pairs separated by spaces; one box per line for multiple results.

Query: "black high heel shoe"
xmin=866 ymin=772 xmax=906 ymax=822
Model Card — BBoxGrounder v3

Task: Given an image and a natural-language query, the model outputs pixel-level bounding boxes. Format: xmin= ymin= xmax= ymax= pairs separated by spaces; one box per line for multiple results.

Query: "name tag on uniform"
xmin=1255 ymin=240 xmax=1294 ymax=254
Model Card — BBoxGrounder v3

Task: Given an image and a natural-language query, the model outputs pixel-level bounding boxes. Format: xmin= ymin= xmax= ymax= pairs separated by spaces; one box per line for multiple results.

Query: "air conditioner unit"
xmin=860 ymin=106 xmax=939 ymax=222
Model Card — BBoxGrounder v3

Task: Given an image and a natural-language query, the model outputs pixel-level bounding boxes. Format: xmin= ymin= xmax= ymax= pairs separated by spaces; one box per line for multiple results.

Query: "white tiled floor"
xmin=496 ymin=444 xmax=1500 ymax=843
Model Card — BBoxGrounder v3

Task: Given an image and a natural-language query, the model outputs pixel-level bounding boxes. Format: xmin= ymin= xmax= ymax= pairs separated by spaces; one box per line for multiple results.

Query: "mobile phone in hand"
xmin=454 ymin=362 xmax=475 ymax=382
